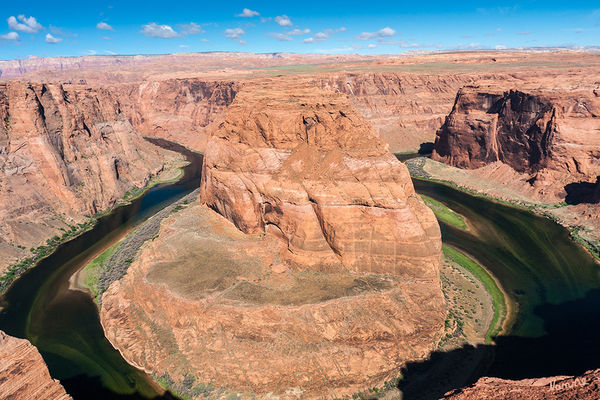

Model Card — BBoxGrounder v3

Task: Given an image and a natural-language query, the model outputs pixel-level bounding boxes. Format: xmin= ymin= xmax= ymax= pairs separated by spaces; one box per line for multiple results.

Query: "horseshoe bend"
xmin=0 ymin=24 xmax=599 ymax=400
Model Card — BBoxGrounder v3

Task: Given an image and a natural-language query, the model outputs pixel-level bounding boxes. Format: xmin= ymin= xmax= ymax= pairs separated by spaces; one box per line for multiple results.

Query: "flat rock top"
xmin=144 ymin=200 xmax=396 ymax=306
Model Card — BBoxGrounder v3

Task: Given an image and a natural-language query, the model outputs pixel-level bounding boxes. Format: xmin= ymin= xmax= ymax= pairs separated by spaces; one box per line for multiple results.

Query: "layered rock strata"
xmin=0 ymin=330 xmax=71 ymax=400
xmin=0 ymin=81 xmax=180 ymax=273
xmin=443 ymin=369 xmax=600 ymax=400
xmin=433 ymin=87 xmax=600 ymax=199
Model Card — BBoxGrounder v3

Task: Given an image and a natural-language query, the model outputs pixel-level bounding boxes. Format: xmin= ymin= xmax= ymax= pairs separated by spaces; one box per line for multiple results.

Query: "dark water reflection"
xmin=399 ymin=177 xmax=600 ymax=399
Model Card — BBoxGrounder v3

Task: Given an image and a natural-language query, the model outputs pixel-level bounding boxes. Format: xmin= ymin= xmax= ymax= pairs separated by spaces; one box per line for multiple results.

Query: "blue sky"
xmin=0 ymin=1 xmax=598 ymax=60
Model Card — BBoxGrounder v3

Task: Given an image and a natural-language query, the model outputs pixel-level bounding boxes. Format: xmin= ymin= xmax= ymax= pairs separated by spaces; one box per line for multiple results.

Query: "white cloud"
xmin=269 ymin=32 xmax=292 ymax=41
xmin=288 ymin=28 xmax=310 ymax=36
xmin=45 ymin=33 xmax=62 ymax=43
xmin=239 ymin=39 xmax=247 ymax=45
xmin=303 ymin=27 xmax=345 ymax=44
xmin=274 ymin=15 xmax=292 ymax=27
xmin=102 ymin=36 xmax=112 ymax=40
xmin=237 ymin=8 xmax=259 ymax=17
xmin=179 ymin=22 xmax=204 ymax=35
xmin=378 ymin=27 xmax=396 ymax=37
xmin=179 ymin=44 xmax=189 ymax=49
xmin=495 ymin=45 xmax=507 ymax=50
xmin=87 ymin=50 xmax=97 ymax=55
xmin=141 ymin=23 xmax=179 ymax=38
xmin=225 ymin=27 xmax=245 ymax=40
xmin=7 ymin=15 xmax=43 ymax=34
xmin=519 ymin=31 xmax=530 ymax=35
xmin=96 ymin=22 xmax=114 ymax=31
xmin=356 ymin=27 xmax=397 ymax=40
xmin=368 ymin=43 xmax=377 ymax=49
xmin=314 ymin=32 xmax=329 ymax=40
xmin=356 ymin=32 xmax=377 ymax=40
xmin=0 ymin=31 xmax=19 ymax=41
xmin=105 ymin=50 xmax=117 ymax=55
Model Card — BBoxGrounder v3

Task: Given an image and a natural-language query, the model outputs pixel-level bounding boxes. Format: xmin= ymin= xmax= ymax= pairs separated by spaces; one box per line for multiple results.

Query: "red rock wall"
xmin=0 ymin=81 xmax=178 ymax=272
xmin=0 ymin=330 xmax=71 ymax=400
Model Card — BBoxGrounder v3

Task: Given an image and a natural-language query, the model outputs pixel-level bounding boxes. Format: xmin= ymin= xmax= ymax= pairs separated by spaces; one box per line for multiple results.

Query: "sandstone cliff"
xmin=443 ymin=369 xmax=600 ymax=400
xmin=0 ymin=330 xmax=71 ymax=400
xmin=201 ymin=80 xmax=442 ymax=276
xmin=100 ymin=80 xmax=445 ymax=398
xmin=433 ymin=87 xmax=600 ymax=199
xmin=116 ymin=79 xmax=238 ymax=151
xmin=315 ymin=73 xmax=478 ymax=153
xmin=0 ymin=81 xmax=180 ymax=274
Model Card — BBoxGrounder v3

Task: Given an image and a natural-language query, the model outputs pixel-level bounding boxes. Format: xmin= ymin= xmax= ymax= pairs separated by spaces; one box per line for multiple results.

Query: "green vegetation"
xmin=81 ymin=240 xmax=123 ymax=298
xmin=0 ymin=219 xmax=96 ymax=294
xmin=154 ymin=371 xmax=234 ymax=400
xmin=0 ymin=161 xmax=188 ymax=295
xmin=443 ymin=245 xmax=506 ymax=343
xmin=421 ymin=194 xmax=468 ymax=230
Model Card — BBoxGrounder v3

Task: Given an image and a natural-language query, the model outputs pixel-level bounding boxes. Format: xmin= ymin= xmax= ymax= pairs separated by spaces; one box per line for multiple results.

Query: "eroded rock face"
xmin=116 ymin=79 xmax=239 ymax=151
xmin=0 ymin=81 xmax=179 ymax=273
xmin=101 ymin=200 xmax=445 ymax=398
xmin=315 ymin=73 xmax=478 ymax=153
xmin=443 ymin=369 xmax=600 ymax=400
xmin=432 ymin=87 xmax=600 ymax=198
xmin=201 ymin=81 xmax=442 ymax=276
xmin=0 ymin=330 xmax=71 ymax=400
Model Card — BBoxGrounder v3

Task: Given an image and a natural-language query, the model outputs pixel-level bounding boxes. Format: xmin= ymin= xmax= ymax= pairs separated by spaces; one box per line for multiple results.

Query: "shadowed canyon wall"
xmin=433 ymin=87 xmax=600 ymax=199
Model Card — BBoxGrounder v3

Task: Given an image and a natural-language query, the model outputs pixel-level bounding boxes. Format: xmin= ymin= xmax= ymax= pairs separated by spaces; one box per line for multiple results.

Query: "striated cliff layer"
xmin=432 ymin=87 xmax=600 ymax=199
xmin=315 ymin=73 xmax=479 ymax=153
xmin=0 ymin=81 xmax=180 ymax=273
xmin=0 ymin=330 xmax=71 ymax=400
xmin=100 ymin=81 xmax=445 ymax=398
xmin=116 ymin=78 xmax=238 ymax=151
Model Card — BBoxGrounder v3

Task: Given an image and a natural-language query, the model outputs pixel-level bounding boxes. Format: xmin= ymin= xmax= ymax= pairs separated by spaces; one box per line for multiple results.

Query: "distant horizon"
xmin=0 ymin=1 xmax=598 ymax=60
xmin=2 ymin=46 xmax=600 ymax=62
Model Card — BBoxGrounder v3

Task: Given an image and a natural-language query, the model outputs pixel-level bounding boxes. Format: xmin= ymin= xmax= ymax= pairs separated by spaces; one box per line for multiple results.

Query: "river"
xmin=0 ymin=138 xmax=202 ymax=399
xmin=0 ymin=147 xmax=599 ymax=399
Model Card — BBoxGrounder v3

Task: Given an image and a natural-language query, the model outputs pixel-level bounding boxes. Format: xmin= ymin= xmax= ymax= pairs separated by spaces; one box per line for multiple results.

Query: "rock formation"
xmin=433 ymin=87 xmax=600 ymax=199
xmin=201 ymin=80 xmax=442 ymax=275
xmin=0 ymin=81 xmax=180 ymax=273
xmin=100 ymin=80 xmax=445 ymax=398
xmin=0 ymin=330 xmax=71 ymax=400
xmin=443 ymin=369 xmax=600 ymax=400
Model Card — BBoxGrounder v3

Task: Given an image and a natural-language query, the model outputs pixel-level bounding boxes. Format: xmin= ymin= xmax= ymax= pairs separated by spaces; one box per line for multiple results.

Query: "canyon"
xmin=1 ymin=51 xmax=600 ymax=399
xmin=0 ymin=81 xmax=184 ymax=276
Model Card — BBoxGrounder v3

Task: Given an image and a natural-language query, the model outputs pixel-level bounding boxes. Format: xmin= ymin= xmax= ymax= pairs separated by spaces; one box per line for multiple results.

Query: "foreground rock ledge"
xmin=101 ymin=81 xmax=445 ymax=398
xmin=0 ymin=330 xmax=71 ymax=400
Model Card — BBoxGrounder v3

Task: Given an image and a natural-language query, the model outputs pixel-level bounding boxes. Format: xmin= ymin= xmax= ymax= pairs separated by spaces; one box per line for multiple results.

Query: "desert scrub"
xmin=443 ymin=245 xmax=507 ymax=343
xmin=87 ymin=188 xmax=199 ymax=303
xmin=420 ymin=194 xmax=468 ymax=230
